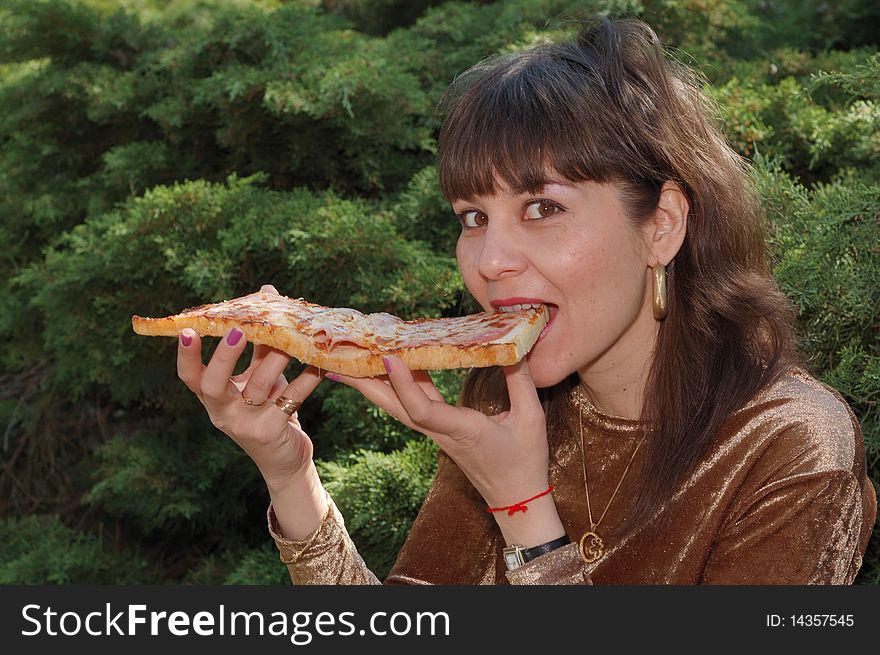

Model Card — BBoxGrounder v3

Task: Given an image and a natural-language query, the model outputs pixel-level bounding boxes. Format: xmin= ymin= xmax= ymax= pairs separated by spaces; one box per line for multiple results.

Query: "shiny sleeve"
xmin=702 ymin=470 xmax=866 ymax=584
xmin=504 ymin=543 xmax=594 ymax=584
xmin=267 ymin=491 xmax=382 ymax=585
xmin=702 ymin=406 xmax=873 ymax=585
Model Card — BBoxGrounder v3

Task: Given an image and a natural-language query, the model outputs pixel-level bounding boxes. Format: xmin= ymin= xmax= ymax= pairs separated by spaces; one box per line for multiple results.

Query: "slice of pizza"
xmin=132 ymin=291 xmax=549 ymax=377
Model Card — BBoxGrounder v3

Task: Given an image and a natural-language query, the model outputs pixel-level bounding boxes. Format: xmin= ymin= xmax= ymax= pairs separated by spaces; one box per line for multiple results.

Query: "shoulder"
xmin=711 ymin=367 xmax=875 ymax=561
xmin=728 ymin=365 xmax=861 ymax=475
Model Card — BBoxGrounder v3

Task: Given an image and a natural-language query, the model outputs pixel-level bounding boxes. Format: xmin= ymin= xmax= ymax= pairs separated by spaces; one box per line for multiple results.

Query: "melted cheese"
xmin=186 ymin=292 xmax=543 ymax=353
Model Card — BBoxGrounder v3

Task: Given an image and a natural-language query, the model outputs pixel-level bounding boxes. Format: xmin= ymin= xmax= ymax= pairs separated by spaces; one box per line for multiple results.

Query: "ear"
xmin=644 ymin=181 xmax=688 ymax=266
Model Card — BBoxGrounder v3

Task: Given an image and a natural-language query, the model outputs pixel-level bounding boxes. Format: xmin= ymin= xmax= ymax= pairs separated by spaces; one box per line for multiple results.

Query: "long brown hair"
xmin=440 ymin=17 xmax=800 ymax=537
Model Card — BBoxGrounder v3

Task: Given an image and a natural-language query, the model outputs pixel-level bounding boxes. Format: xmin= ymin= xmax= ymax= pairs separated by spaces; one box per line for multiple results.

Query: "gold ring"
xmin=274 ymin=395 xmax=302 ymax=416
xmin=241 ymin=394 xmax=264 ymax=406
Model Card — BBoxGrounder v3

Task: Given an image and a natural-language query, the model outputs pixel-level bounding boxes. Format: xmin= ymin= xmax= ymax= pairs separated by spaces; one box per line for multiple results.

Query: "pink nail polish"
xmin=383 ymin=357 xmax=392 ymax=374
xmin=326 ymin=372 xmax=341 ymax=382
xmin=226 ymin=328 xmax=243 ymax=346
xmin=180 ymin=332 xmax=192 ymax=347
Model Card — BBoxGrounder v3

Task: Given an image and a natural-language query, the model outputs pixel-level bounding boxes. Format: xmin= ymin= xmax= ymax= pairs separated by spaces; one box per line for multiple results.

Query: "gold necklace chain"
xmin=577 ymin=391 xmax=645 ymax=564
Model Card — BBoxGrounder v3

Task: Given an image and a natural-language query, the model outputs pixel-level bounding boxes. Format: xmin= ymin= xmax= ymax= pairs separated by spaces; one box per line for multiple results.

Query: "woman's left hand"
xmin=327 ymin=355 xmax=550 ymax=510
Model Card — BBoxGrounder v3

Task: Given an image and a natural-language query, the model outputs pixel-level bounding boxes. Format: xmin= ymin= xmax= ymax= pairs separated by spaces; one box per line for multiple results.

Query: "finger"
xmin=267 ymin=366 xmax=324 ymax=425
xmin=249 ymin=342 xmax=271 ymax=368
xmin=267 ymin=373 xmax=289 ymax=400
xmin=260 ymin=283 xmax=279 ymax=295
xmin=333 ymin=369 xmax=442 ymax=403
xmin=240 ymin=349 xmax=292 ymax=406
xmin=177 ymin=328 xmax=205 ymax=396
xmin=241 ymin=342 xmax=290 ymax=378
xmin=503 ymin=358 xmax=542 ymax=416
xmin=411 ymin=369 xmax=445 ymax=403
xmin=326 ymin=371 xmax=410 ymax=423
xmin=383 ymin=356 xmax=465 ymax=435
xmin=201 ymin=328 xmax=249 ymax=400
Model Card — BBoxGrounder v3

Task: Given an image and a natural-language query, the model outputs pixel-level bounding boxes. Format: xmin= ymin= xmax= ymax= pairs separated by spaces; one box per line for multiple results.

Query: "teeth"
xmin=497 ymin=303 xmax=543 ymax=312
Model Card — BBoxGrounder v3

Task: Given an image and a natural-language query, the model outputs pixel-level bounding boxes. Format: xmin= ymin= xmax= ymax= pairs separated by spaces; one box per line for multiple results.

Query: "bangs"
xmin=438 ymin=47 xmax=645 ymax=202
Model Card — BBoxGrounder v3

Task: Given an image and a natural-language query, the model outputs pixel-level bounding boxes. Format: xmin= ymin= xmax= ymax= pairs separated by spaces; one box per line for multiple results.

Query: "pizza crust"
xmin=132 ymin=293 xmax=549 ymax=378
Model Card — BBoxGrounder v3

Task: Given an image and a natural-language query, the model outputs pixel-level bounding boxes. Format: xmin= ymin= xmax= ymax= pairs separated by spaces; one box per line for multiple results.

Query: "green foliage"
xmin=0 ymin=0 xmax=433 ymax=277
xmin=0 ymin=514 xmax=155 ymax=584
xmin=638 ymin=0 xmax=761 ymax=62
xmin=741 ymin=0 xmax=880 ymax=52
xmin=317 ymin=368 xmax=465 ymax=457
xmin=749 ymin=44 xmax=880 ymax=580
xmin=711 ymin=51 xmax=879 ymax=182
xmin=223 ymin=543 xmax=294 ymax=585
xmin=319 ymin=438 xmax=439 ymax=579
xmin=320 ymin=0 xmax=445 ymax=36
xmin=84 ymin=426 xmax=259 ymax=535
xmin=0 ymin=0 xmax=877 ymax=585
xmin=391 ymin=165 xmax=459 ymax=254
xmin=181 ymin=542 xmax=291 ymax=585
xmin=757 ymin=160 xmax=880 ymax=583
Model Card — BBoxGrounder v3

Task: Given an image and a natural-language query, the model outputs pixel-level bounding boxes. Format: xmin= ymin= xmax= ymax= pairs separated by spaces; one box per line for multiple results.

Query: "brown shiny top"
xmin=269 ymin=366 xmax=877 ymax=584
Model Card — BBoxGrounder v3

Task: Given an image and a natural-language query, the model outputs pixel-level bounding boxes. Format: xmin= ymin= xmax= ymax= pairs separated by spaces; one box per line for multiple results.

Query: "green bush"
xmin=752 ymin=48 xmax=880 ymax=580
xmin=320 ymin=438 xmax=440 ymax=579
xmin=712 ymin=52 xmax=879 ymax=182
xmin=0 ymin=0 xmax=877 ymax=584
xmin=320 ymin=0 xmax=446 ymax=36
xmin=0 ymin=514 xmax=155 ymax=584
xmin=181 ymin=543 xmax=292 ymax=585
xmin=758 ymin=161 xmax=879 ymax=583
xmin=84 ymin=426 xmax=260 ymax=536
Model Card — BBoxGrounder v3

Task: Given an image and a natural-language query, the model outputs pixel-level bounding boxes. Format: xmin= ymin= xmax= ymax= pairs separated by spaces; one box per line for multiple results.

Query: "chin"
xmin=524 ymin=353 xmax=572 ymax=390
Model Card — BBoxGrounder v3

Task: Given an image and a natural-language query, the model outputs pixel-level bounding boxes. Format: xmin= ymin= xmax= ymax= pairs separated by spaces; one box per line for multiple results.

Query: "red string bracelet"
xmin=486 ymin=486 xmax=555 ymax=516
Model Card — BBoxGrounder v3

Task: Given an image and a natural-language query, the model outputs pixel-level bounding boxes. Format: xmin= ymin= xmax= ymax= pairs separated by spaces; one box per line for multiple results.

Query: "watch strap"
xmin=521 ymin=534 xmax=571 ymax=562
xmin=503 ymin=534 xmax=571 ymax=571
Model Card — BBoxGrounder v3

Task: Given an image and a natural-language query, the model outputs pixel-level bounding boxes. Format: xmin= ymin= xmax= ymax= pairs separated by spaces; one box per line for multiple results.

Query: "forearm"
xmin=267 ymin=493 xmax=382 ymax=585
xmin=264 ymin=461 xmax=328 ymax=541
xmin=491 ymin=493 xmax=566 ymax=548
xmin=264 ymin=463 xmax=382 ymax=585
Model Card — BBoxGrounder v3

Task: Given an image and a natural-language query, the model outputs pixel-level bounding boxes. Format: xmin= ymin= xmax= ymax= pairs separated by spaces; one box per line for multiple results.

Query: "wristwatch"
xmin=503 ymin=534 xmax=571 ymax=571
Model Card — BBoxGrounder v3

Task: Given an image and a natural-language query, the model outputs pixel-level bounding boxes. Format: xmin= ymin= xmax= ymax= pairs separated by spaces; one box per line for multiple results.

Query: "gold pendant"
xmin=578 ymin=530 xmax=605 ymax=563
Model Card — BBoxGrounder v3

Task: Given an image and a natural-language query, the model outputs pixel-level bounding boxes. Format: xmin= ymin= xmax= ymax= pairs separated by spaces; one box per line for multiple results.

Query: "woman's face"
xmin=453 ymin=179 xmax=659 ymax=390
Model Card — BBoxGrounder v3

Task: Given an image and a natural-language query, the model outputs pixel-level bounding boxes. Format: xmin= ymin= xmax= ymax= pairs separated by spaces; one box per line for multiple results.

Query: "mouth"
xmin=493 ymin=302 xmax=545 ymax=312
xmin=491 ymin=298 xmax=558 ymax=342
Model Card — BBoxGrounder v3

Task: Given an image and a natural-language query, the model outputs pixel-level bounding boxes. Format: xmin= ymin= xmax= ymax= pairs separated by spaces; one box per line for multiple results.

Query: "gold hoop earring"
xmin=652 ymin=263 xmax=668 ymax=321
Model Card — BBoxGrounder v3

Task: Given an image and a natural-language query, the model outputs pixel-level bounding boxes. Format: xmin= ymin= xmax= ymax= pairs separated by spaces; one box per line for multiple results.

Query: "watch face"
xmin=503 ymin=546 xmax=524 ymax=571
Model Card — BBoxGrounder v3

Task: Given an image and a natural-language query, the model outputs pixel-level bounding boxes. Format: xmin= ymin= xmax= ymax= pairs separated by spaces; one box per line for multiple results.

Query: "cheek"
xmin=456 ymin=241 xmax=483 ymax=297
xmin=564 ymin=238 xmax=644 ymax=317
xmin=558 ymin=241 xmax=606 ymax=292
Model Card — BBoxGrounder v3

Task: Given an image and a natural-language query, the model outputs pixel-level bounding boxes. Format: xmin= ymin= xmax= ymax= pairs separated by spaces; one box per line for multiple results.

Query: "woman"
xmin=176 ymin=17 xmax=876 ymax=584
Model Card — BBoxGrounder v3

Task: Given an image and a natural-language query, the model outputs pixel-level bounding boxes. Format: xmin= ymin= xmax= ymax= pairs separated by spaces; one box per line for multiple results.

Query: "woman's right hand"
xmin=175 ymin=286 xmax=323 ymax=488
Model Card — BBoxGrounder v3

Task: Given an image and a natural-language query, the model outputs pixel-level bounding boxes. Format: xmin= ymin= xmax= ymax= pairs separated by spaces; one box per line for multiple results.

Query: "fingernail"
xmin=180 ymin=331 xmax=192 ymax=347
xmin=325 ymin=372 xmax=341 ymax=382
xmin=383 ymin=357 xmax=392 ymax=374
xmin=226 ymin=328 xmax=243 ymax=346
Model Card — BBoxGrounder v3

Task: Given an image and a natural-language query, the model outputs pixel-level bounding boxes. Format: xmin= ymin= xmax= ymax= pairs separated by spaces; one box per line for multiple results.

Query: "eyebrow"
xmin=503 ymin=180 xmax=576 ymax=198
xmin=534 ymin=179 xmax=575 ymax=189
xmin=452 ymin=179 xmax=576 ymax=204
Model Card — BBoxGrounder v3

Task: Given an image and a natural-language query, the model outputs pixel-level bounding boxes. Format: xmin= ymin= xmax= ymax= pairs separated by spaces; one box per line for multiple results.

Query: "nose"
xmin=476 ymin=222 xmax=527 ymax=281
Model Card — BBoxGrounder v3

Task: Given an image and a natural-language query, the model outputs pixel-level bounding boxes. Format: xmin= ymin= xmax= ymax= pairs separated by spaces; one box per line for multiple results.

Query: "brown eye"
xmin=525 ymin=200 xmax=561 ymax=220
xmin=459 ymin=210 xmax=488 ymax=229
